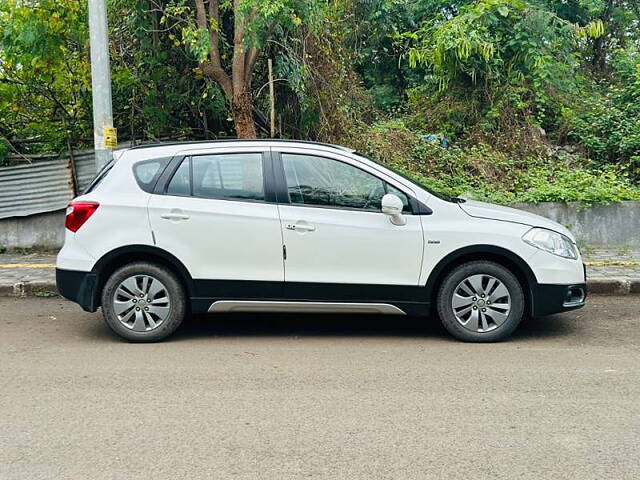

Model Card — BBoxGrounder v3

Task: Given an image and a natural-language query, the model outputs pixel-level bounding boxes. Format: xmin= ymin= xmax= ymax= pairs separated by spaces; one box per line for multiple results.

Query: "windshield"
xmin=353 ymin=153 xmax=465 ymax=203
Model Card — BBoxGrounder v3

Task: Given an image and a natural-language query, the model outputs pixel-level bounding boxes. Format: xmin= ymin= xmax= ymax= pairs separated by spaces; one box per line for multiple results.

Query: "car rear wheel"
xmin=437 ymin=261 xmax=525 ymax=342
xmin=101 ymin=262 xmax=186 ymax=342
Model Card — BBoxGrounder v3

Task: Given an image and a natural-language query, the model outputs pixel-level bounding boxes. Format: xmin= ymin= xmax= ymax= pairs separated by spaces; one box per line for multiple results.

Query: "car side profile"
xmin=56 ymin=140 xmax=586 ymax=342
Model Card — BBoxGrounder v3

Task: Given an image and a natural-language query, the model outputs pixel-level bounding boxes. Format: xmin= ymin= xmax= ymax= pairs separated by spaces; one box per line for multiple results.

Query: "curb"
xmin=587 ymin=278 xmax=640 ymax=295
xmin=0 ymin=279 xmax=639 ymax=298
xmin=0 ymin=281 xmax=60 ymax=298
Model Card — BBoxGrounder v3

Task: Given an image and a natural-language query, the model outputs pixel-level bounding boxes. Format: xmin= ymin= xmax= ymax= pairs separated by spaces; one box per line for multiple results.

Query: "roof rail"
xmin=127 ymin=138 xmax=355 ymax=153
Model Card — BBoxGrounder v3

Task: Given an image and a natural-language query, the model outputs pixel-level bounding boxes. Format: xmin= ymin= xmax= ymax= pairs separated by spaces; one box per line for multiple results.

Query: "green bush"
xmin=564 ymin=51 xmax=640 ymax=179
xmin=0 ymin=138 xmax=8 ymax=165
xmin=347 ymin=120 xmax=640 ymax=205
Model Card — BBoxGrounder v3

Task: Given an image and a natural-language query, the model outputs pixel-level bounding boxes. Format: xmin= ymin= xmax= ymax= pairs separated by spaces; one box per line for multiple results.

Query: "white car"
xmin=56 ymin=140 xmax=586 ymax=342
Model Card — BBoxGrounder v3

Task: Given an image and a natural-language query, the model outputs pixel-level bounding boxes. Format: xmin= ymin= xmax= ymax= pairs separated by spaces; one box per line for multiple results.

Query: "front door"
xmin=275 ymin=150 xmax=424 ymax=292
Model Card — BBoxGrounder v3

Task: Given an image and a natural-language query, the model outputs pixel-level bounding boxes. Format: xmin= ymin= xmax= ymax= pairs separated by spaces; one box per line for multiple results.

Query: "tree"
xmin=398 ymin=0 xmax=604 ymax=144
xmin=162 ymin=0 xmax=318 ymax=138
xmin=0 ymin=0 xmax=91 ymax=154
xmin=109 ymin=0 xmax=231 ymax=142
xmin=537 ymin=0 xmax=639 ymax=74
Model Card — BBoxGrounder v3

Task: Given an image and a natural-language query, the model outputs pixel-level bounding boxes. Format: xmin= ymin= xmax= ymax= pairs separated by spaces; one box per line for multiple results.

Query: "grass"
xmin=33 ymin=288 xmax=58 ymax=298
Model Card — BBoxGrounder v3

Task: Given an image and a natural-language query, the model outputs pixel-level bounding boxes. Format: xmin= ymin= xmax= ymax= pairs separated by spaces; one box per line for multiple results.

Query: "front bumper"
xmin=531 ymin=282 xmax=587 ymax=316
xmin=56 ymin=268 xmax=98 ymax=312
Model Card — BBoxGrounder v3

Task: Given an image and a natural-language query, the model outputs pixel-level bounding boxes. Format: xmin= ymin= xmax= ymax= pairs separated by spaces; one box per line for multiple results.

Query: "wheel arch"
xmin=91 ymin=245 xmax=194 ymax=309
xmin=424 ymin=245 xmax=537 ymax=316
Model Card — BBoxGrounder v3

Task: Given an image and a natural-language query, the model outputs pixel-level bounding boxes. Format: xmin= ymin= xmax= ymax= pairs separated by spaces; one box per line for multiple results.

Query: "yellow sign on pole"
xmin=103 ymin=127 xmax=117 ymax=148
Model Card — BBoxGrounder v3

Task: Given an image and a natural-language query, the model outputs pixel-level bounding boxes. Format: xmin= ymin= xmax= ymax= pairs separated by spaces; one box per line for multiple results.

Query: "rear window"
xmin=133 ymin=158 xmax=171 ymax=193
xmin=165 ymin=153 xmax=265 ymax=201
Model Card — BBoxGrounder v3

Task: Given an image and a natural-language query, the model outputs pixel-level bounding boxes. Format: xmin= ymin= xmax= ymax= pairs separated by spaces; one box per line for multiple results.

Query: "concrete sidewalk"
xmin=0 ymin=250 xmax=639 ymax=297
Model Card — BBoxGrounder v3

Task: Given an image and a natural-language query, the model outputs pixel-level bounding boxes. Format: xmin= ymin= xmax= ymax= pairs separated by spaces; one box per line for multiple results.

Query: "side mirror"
xmin=381 ymin=193 xmax=406 ymax=226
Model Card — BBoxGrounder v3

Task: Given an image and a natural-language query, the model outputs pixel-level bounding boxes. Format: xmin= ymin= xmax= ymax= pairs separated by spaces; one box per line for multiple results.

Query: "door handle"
xmin=160 ymin=212 xmax=190 ymax=221
xmin=286 ymin=223 xmax=316 ymax=232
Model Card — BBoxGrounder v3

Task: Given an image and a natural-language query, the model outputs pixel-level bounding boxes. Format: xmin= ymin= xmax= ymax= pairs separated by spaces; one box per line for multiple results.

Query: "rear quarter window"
xmin=133 ymin=158 xmax=171 ymax=193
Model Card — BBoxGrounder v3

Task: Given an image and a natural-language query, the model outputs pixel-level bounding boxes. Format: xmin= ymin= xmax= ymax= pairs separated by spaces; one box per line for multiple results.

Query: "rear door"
xmin=148 ymin=147 xmax=284 ymax=284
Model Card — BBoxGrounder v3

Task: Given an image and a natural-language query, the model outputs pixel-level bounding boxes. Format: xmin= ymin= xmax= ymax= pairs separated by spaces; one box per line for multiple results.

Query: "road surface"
xmin=1 ymin=296 xmax=639 ymax=479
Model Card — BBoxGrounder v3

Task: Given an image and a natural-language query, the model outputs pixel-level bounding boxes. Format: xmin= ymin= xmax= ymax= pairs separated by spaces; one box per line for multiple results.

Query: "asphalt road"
xmin=1 ymin=296 xmax=639 ymax=480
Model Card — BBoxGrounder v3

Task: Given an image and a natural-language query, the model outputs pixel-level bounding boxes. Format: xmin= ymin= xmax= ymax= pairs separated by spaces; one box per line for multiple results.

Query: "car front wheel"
xmin=101 ymin=262 xmax=187 ymax=342
xmin=437 ymin=261 xmax=525 ymax=342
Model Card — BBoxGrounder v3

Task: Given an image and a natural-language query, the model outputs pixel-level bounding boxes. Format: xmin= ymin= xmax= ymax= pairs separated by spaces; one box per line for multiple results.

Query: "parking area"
xmin=1 ymin=295 xmax=639 ymax=479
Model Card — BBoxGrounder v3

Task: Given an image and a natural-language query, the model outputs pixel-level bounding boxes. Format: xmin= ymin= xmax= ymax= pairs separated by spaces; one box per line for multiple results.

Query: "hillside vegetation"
xmin=1 ymin=0 xmax=639 ymax=203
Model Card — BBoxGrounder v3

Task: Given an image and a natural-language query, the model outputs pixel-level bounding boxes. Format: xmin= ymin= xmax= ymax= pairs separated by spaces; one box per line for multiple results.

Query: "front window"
xmin=282 ymin=153 xmax=410 ymax=212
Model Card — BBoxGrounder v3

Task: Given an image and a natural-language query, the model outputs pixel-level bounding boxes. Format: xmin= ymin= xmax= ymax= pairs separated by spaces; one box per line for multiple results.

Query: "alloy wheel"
xmin=113 ymin=275 xmax=171 ymax=332
xmin=451 ymin=274 xmax=511 ymax=333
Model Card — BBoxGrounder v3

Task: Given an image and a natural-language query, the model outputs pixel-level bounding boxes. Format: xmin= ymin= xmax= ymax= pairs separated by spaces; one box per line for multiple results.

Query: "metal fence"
xmin=0 ymin=149 xmax=97 ymax=219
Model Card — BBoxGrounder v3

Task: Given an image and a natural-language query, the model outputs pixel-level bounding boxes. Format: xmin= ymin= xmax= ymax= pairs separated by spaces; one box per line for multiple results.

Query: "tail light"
xmin=65 ymin=201 xmax=100 ymax=232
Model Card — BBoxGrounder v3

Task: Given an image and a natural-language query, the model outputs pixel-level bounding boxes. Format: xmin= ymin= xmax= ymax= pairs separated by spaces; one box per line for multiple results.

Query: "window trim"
xmin=83 ymin=158 xmax=115 ymax=194
xmin=156 ymin=151 xmax=274 ymax=204
xmin=273 ymin=151 xmax=416 ymax=215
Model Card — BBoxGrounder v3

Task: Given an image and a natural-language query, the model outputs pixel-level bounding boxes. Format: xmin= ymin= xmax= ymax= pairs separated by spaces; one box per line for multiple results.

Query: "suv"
xmin=56 ymin=140 xmax=586 ymax=342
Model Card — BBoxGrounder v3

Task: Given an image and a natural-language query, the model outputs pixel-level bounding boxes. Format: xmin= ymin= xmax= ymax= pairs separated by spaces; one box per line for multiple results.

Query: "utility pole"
xmin=88 ymin=0 xmax=115 ymax=170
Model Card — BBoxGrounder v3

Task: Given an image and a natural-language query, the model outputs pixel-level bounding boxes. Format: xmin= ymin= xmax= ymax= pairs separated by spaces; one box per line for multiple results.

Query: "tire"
xmin=101 ymin=262 xmax=187 ymax=342
xmin=436 ymin=261 xmax=525 ymax=342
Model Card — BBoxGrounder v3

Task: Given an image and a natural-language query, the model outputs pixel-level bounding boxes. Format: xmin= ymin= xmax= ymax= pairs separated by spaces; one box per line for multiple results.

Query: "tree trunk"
xmin=195 ymin=0 xmax=261 ymax=137
xmin=592 ymin=35 xmax=608 ymax=74
xmin=232 ymin=89 xmax=257 ymax=138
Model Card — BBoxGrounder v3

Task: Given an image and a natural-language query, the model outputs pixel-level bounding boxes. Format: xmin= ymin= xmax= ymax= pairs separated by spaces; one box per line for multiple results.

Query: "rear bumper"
xmin=531 ymin=282 xmax=587 ymax=316
xmin=56 ymin=268 xmax=98 ymax=312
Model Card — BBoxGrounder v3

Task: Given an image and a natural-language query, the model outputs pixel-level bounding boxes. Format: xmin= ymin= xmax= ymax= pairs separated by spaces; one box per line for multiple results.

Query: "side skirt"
xmin=209 ymin=301 xmax=406 ymax=315
xmin=190 ymin=279 xmax=430 ymax=316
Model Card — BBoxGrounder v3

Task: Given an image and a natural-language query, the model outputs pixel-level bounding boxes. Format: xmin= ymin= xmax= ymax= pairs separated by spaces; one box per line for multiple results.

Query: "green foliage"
xmin=109 ymin=0 xmax=231 ymax=140
xmin=272 ymin=1 xmax=378 ymax=142
xmin=33 ymin=288 xmax=58 ymax=298
xmin=564 ymin=49 xmax=640 ymax=178
xmin=160 ymin=0 xmax=320 ymax=74
xmin=395 ymin=0 xmax=607 ymax=156
xmin=339 ymin=0 xmax=423 ymax=111
xmin=401 ymin=0 xmax=601 ymax=92
xmin=1 ymin=0 xmax=639 ymax=204
xmin=349 ymin=120 xmax=640 ymax=204
xmin=0 ymin=0 xmax=91 ymax=152
xmin=515 ymin=165 xmax=640 ymax=203
xmin=0 ymin=138 xmax=9 ymax=163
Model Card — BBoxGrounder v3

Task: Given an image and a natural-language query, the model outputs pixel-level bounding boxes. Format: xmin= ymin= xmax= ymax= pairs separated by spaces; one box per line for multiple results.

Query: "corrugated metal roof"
xmin=0 ymin=149 xmax=97 ymax=219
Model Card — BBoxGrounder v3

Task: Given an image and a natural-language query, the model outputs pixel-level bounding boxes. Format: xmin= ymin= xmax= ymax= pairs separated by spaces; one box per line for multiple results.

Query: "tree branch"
xmin=244 ymin=46 xmax=259 ymax=84
xmin=195 ymin=0 xmax=232 ymax=99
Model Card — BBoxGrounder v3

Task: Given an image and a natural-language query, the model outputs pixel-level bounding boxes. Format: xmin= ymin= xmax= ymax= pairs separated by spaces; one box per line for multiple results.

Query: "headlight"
xmin=522 ymin=228 xmax=578 ymax=259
